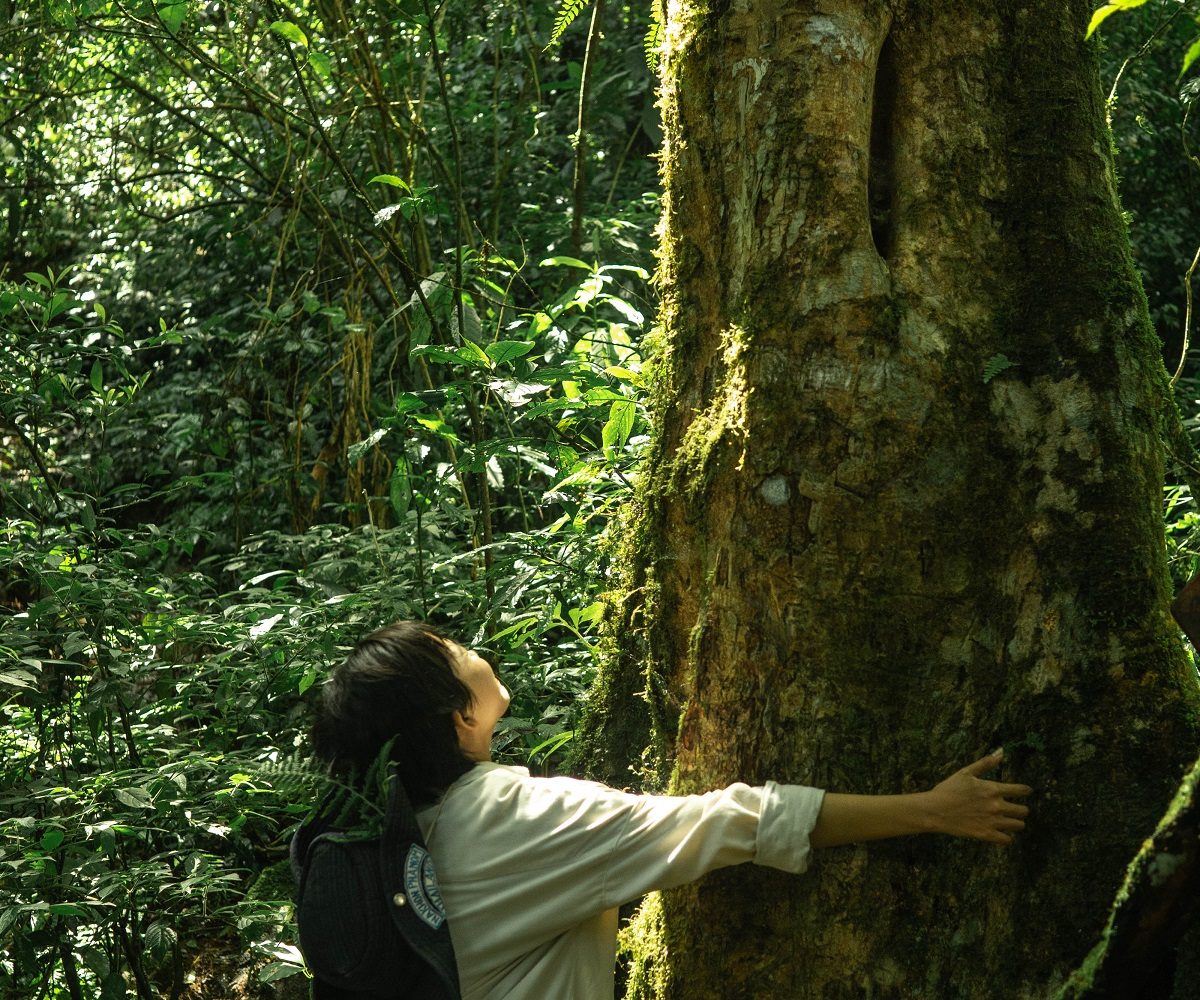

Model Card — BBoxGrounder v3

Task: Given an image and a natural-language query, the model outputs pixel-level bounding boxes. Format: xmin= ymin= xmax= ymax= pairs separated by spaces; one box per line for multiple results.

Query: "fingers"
xmin=994 ymin=782 xmax=1033 ymax=798
xmin=963 ymin=749 xmax=1004 ymax=777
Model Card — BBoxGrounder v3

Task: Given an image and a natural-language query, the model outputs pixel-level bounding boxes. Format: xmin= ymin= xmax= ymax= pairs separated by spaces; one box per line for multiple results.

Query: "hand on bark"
xmin=925 ymin=749 xmax=1032 ymax=845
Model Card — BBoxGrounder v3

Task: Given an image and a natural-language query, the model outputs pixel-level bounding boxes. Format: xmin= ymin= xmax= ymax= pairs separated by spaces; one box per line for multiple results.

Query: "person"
xmin=308 ymin=621 xmax=1032 ymax=1000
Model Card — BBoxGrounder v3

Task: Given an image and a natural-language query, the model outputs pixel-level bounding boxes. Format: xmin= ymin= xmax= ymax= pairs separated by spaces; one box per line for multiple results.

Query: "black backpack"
xmin=290 ymin=771 xmax=461 ymax=1000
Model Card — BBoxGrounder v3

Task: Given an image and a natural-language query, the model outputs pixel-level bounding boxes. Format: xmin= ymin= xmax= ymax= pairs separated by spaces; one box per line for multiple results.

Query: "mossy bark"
xmin=575 ymin=0 xmax=1200 ymax=996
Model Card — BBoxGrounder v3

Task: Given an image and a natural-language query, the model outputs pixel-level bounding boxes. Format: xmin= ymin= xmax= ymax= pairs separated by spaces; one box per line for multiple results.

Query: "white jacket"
xmin=416 ymin=762 xmax=826 ymax=1000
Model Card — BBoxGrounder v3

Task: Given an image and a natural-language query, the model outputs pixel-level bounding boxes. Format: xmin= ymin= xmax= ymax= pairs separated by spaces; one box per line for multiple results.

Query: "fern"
xmin=548 ymin=0 xmax=591 ymax=49
xmin=982 ymin=353 xmax=1017 ymax=384
xmin=257 ymin=753 xmax=324 ymax=799
xmin=644 ymin=16 xmax=663 ymax=73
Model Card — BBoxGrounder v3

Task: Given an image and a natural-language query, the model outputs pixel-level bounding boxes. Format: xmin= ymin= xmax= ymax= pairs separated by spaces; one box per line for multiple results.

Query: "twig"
xmin=1171 ymin=244 xmax=1200 ymax=389
xmin=571 ymin=0 xmax=605 ymax=255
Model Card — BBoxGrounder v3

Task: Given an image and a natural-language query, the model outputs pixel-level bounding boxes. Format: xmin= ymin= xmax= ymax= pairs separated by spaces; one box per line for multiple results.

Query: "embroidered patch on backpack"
xmin=403 ymin=844 xmax=447 ymax=930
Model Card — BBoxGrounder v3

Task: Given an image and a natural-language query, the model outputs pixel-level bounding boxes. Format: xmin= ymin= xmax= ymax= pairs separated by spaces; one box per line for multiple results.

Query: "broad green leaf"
xmin=414 ymin=416 xmax=459 ymax=441
xmin=410 ymin=344 xmax=462 ymax=365
xmin=583 ymin=387 xmax=627 ymax=404
xmin=270 ymin=20 xmax=308 ymax=47
xmin=90 ymin=360 xmax=103 ymax=391
xmin=157 ymin=0 xmax=188 ymax=34
xmin=308 ymin=50 xmax=333 ymax=80
xmin=259 ymin=961 xmax=305 ymax=983
xmin=605 ymin=366 xmax=643 ymax=385
xmin=486 ymin=340 xmax=535 ymax=364
xmin=602 ymin=399 xmax=636 ymax=452
xmin=249 ymin=613 xmax=284 ymax=638
xmin=538 ymin=256 xmax=593 ymax=270
xmin=347 ymin=427 xmax=388 ymax=464
xmin=486 ymin=379 xmax=550 ymax=407
xmin=144 ymin=921 xmax=177 ymax=954
xmin=368 ymin=174 xmax=412 ymax=192
xmin=1181 ymin=37 xmax=1200 ymax=79
xmin=1086 ymin=0 xmax=1148 ymax=40
xmin=298 ymin=667 xmax=319 ymax=695
xmin=114 ymin=787 xmax=154 ymax=810
xmin=48 ymin=903 xmax=87 ymax=917
xmin=25 ymin=271 xmax=51 ymax=288
xmin=394 ymin=393 xmax=427 ymax=416
xmin=455 ymin=339 xmax=492 ymax=369
xmin=40 ymin=829 xmax=65 ymax=852
xmin=47 ymin=290 xmax=75 ymax=319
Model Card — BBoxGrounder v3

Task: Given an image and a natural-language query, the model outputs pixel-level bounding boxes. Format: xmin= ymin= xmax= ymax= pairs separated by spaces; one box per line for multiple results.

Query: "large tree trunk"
xmin=577 ymin=0 xmax=1200 ymax=996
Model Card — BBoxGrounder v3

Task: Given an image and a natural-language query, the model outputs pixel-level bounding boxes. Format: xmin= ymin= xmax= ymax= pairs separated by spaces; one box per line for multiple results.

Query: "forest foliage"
xmin=1 ymin=1 xmax=1199 ymax=997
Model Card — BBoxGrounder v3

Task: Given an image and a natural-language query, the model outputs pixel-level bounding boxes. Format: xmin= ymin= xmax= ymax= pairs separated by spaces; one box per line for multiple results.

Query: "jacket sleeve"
xmin=424 ymin=768 xmax=824 ymax=965
xmin=599 ymin=781 xmax=826 ymax=908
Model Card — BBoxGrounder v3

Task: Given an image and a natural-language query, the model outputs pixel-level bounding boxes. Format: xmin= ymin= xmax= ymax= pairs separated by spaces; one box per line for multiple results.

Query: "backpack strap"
xmin=291 ymin=772 xmax=461 ymax=1000
xmin=378 ymin=774 xmax=461 ymax=996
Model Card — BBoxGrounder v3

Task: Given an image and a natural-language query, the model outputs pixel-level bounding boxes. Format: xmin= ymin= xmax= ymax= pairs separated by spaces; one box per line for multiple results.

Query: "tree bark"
xmin=577 ymin=0 xmax=1200 ymax=996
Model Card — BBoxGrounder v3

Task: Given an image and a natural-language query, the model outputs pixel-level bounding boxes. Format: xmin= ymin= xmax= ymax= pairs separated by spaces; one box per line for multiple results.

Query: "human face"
xmin=445 ymin=641 xmax=510 ymax=761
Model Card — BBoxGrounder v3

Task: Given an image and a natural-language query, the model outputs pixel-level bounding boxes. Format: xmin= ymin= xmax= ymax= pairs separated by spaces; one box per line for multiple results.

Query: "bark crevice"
xmin=868 ymin=28 xmax=897 ymax=261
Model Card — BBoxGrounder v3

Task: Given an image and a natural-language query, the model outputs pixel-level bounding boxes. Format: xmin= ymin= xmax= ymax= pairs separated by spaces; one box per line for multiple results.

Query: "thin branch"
xmin=1171 ymin=245 xmax=1200 ymax=389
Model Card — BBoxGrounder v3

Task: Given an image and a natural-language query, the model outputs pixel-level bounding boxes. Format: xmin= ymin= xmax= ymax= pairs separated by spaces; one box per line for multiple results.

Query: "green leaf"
xmin=487 ymin=379 xmax=550 ymax=407
xmin=270 ymin=20 xmax=308 ymax=47
xmin=1181 ymin=37 xmax=1200 ymax=80
xmin=410 ymin=344 xmax=461 ymax=365
xmin=394 ymin=393 xmax=427 ymax=417
xmin=530 ymin=312 xmax=553 ymax=336
xmin=486 ymin=340 xmax=536 ymax=364
xmin=308 ymin=50 xmax=333 ymax=80
xmin=144 ymin=921 xmax=177 ymax=954
xmin=249 ymin=613 xmax=284 ymax=639
xmin=1086 ymin=0 xmax=1149 ymax=40
xmin=602 ymin=399 xmax=636 ymax=452
xmin=114 ymin=787 xmax=155 ymax=810
xmin=259 ymin=961 xmax=305 ymax=983
xmin=413 ymin=416 xmax=459 ymax=442
xmin=538 ymin=256 xmax=593 ymax=270
xmin=157 ymin=0 xmax=188 ymax=34
xmin=368 ymin=174 xmax=412 ymax=192
xmin=298 ymin=667 xmax=319 ymax=695
xmin=25 ymin=271 xmax=51 ymax=288
xmin=389 ymin=458 xmax=411 ymax=519
xmin=48 ymin=903 xmax=87 ymax=917
xmin=455 ymin=339 xmax=492 ymax=369
xmin=347 ymin=427 xmax=388 ymax=464
xmin=40 ymin=829 xmax=65 ymax=852
xmin=89 ymin=360 xmax=104 ymax=392
xmin=982 ymin=353 xmax=1018 ymax=384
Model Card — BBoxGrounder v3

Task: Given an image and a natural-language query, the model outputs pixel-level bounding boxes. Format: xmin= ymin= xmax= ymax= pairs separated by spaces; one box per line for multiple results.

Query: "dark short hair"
xmin=311 ymin=621 xmax=475 ymax=806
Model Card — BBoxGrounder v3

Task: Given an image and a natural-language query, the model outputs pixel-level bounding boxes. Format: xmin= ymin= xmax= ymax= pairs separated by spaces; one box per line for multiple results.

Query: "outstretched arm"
xmin=809 ymin=748 xmax=1032 ymax=848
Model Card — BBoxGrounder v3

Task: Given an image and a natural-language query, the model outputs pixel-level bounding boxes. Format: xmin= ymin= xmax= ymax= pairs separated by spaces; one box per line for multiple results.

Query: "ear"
xmin=452 ymin=707 xmax=476 ymax=744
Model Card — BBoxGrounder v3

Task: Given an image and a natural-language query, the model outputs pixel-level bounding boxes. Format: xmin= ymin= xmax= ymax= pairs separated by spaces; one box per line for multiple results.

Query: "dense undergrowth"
xmin=2 ymin=0 xmax=1199 ymax=997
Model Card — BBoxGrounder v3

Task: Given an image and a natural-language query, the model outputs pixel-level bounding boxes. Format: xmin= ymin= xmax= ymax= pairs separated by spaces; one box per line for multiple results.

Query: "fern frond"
xmin=982 ymin=353 xmax=1018 ymax=384
xmin=548 ymin=0 xmax=591 ymax=49
xmin=644 ymin=17 xmax=663 ymax=73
